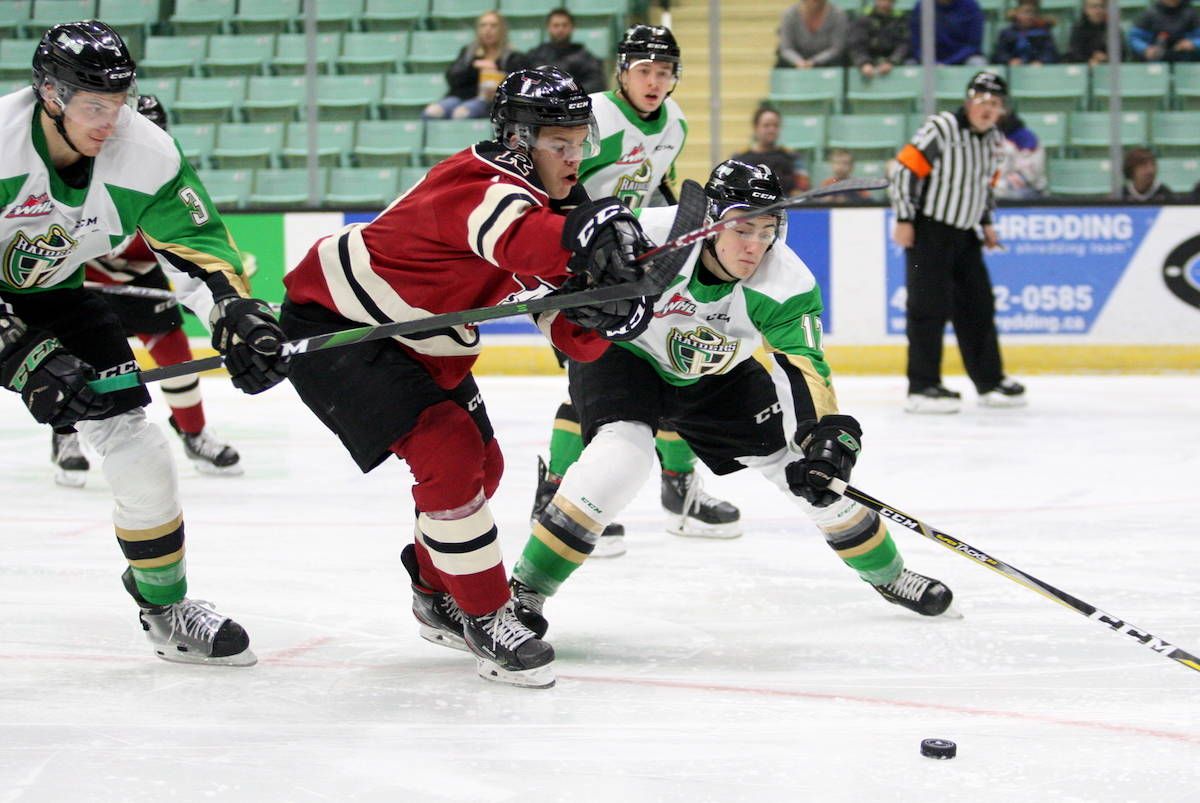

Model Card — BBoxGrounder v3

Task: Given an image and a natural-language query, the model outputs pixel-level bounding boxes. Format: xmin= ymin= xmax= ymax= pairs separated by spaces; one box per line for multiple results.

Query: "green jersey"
xmin=0 ymin=88 xmax=248 ymax=305
xmin=580 ymin=91 xmax=687 ymax=209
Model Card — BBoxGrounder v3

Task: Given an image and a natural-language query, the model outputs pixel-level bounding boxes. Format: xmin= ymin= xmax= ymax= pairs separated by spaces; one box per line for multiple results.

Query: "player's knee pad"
xmin=394 ymin=400 xmax=487 ymax=512
xmin=77 ymin=409 xmax=180 ymax=530
xmin=556 ymin=420 xmax=655 ymax=526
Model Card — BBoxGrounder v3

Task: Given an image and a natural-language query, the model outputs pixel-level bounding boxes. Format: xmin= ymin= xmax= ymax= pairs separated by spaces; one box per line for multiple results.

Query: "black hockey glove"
xmin=0 ymin=315 xmax=114 ymax=427
xmin=561 ymin=197 xmax=649 ymax=286
xmin=785 ymin=414 xmax=862 ymax=508
xmin=556 ymin=275 xmax=653 ymax=341
xmin=210 ymin=297 xmax=290 ymax=395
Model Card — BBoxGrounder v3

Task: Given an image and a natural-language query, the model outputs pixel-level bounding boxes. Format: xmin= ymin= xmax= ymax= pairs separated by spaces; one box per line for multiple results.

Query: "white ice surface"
xmin=1 ymin=374 xmax=1197 ymax=803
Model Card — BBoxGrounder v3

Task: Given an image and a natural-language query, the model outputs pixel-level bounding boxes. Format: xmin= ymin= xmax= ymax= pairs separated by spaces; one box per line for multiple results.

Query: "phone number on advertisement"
xmin=993 ymin=284 xmax=1094 ymax=313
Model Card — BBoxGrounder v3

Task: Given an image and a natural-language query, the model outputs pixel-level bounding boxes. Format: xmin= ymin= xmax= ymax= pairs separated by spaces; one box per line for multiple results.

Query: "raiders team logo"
xmin=3 ymin=224 xmax=78 ymax=289
xmin=667 ymin=325 xmax=738 ymax=376
xmin=614 ymin=160 xmax=653 ymax=209
xmin=1163 ymin=234 xmax=1200 ymax=311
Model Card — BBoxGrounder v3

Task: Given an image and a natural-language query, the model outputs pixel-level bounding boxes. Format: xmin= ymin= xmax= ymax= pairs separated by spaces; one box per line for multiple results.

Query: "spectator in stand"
xmin=993 ymin=0 xmax=1060 ymax=64
xmin=1128 ymin=0 xmax=1200 ymax=62
xmin=730 ymin=105 xmax=810 ymax=194
xmin=777 ymin=0 xmax=850 ymax=68
xmin=849 ymin=0 xmax=911 ymax=77
xmin=820 ymin=149 xmax=873 ymax=203
xmin=1122 ymin=148 xmax=1175 ymax=200
xmin=423 ymin=10 xmax=528 ymax=120
xmin=525 ymin=8 xmax=606 ymax=94
xmin=909 ymin=0 xmax=987 ymax=65
xmin=994 ymin=111 xmax=1048 ymax=198
xmin=1067 ymin=0 xmax=1127 ymax=64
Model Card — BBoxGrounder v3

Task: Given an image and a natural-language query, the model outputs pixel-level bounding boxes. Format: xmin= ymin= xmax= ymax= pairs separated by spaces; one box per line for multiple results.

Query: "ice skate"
xmin=51 ymin=431 xmax=89 ymax=488
xmin=123 ymin=568 xmax=255 ymax=665
xmin=662 ymin=470 xmax=741 ymax=538
xmin=510 ymin=577 xmax=549 ymax=639
xmin=905 ymin=385 xmax=962 ymax=414
xmin=872 ymin=568 xmax=955 ymax=617
xmin=978 ymin=377 xmax=1027 ymax=408
xmin=401 ymin=544 xmax=467 ymax=651
xmin=464 ymin=599 xmax=555 ymax=689
xmin=170 ymin=416 xmax=243 ymax=476
xmin=532 ymin=456 xmax=625 ymax=557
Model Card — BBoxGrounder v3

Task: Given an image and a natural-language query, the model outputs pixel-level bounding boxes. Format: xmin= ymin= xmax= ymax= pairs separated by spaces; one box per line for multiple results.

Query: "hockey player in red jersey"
xmin=51 ymin=95 xmax=242 ymax=486
xmin=280 ymin=67 xmax=653 ymax=688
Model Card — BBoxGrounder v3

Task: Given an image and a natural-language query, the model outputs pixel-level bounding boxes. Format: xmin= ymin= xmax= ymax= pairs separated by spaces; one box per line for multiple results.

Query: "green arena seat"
xmin=1156 ymin=157 xmax=1200 ymax=192
xmin=316 ymin=73 xmax=384 ymax=120
xmin=173 ymin=76 xmax=247 ymax=123
xmin=139 ymin=35 xmax=207 ymax=78
xmin=779 ymin=114 xmax=826 ymax=161
xmin=138 ymin=76 xmax=179 ymax=110
xmin=232 ymin=0 xmax=300 ymax=35
xmin=932 ymin=65 xmax=980 ymax=111
xmin=170 ymin=0 xmax=234 ymax=36
xmin=1173 ymin=63 xmax=1200 ymax=110
xmin=1068 ymin=111 xmax=1147 ymax=157
xmin=767 ymin=67 xmax=844 ymax=116
xmin=197 ymin=168 xmax=252 ymax=209
xmin=313 ymin=0 xmax=363 ymax=31
xmin=500 ymin=0 xmax=560 ymax=30
xmin=172 ymin=121 xmax=218 ymax=168
xmin=406 ymin=29 xmax=474 ymax=73
xmin=1009 ymin=64 xmax=1088 ymax=112
xmin=826 ymin=113 xmax=906 ymax=160
xmin=1019 ymin=110 xmax=1068 ymax=157
xmin=429 ymin=0 xmax=495 ymax=29
xmin=272 ymin=32 xmax=341 ymax=75
xmin=212 ymin=121 xmax=286 ymax=168
xmin=354 ymin=119 xmax=423 ymax=166
xmin=379 ymin=72 xmax=445 ymax=119
xmin=360 ymin=0 xmax=429 ymax=32
xmin=0 ymin=39 xmax=35 ymax=82
xmin=282 ymin=120 xmax=356 ymax=167
xmin=1150 ymin=110 xmax=1200 ymax=155
xmin=1092 ymin=63 xmax=1170 ymax=112
xmin=1047 ymin=157 xmax=1115 ymax=196
xmin=336 ymin=31 xmax=410 ymax=74
xmin=421 ymin=118 xmax=492 ymax=164
xmin=0 ymin=2 xmax=32 ymax=40
xmin=326 ymin=166 xmax=401 ymax=206
xmin=204 ymin=34 xmax=275 ymax=77
xmin=248 ymin=167 xmax=321 ymax=207
xmin=242 ymin=75 xmax=308 ymax=123
xmin=846 ymin=65 xmax=923 ymax=114
xmin=30 ymin=0 xmax=96 ymax=31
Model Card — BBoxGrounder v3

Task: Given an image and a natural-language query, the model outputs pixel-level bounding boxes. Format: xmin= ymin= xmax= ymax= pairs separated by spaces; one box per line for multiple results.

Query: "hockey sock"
xmin=815 ymin=502 xmax=903 ymax=586
xmin=547 ymin=401 xmax=584 ymax=478
xmin=140 ymin=329 xmax=206 ymax=433
xmin=655 ymin=429 xmax=697 ymax=474
xmin=119 ymin=514 xmax=188 ymax=606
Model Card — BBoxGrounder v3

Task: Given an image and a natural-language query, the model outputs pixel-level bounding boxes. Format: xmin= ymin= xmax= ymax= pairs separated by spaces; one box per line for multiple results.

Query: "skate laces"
xmin=167 ymin=599 xmax=227 ymax=642
xmin=511 ymin=581 xmax=545 ymax=615
xmin=435 ymin=593 xmax=466 ymax=625
xmin=678 ymin=472 xmax=719 ymax=518
xmin=480 ymin=602 xmax=536 ymax=650
xmin=886 ymin=570 xmax=931 ymax=601
xmin=182 ymin=428 xmax=231 ymax=461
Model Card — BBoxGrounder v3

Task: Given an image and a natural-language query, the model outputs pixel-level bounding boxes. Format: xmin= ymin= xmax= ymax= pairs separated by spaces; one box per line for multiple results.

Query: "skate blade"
xmin=419 ymin=624 xmax=469 ymax=652
xmin=589 ymin=537 xmax=627 ymax=559
xmin=904 ymin=400 xmax=961 ymax=415
xmin=192 ymin=461 xmax=245 ymax=477
xmin=152 ymin=646 xmax=258 ymax=667
xmin=978 ymin=396 xmax=1028 ymax=409
xmin=474 ymin=657 xmax=556 ymax=689
xmin=938 ymin=603 xmax=965 ymax=620
xmin=666 ymin=520 xmax=743 ymax=539
xmin=54 ymin=468 xmax=87 ymax=488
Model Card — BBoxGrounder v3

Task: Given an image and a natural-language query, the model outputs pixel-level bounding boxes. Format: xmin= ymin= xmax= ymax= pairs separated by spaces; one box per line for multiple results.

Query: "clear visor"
xmin=622 ymin=57 xmax=681 ymax=81
xmin=716 ymin=205 xmax=784 ymax=245
xmin=43 ymin=77 xmax=137 ymax=128
xmin=521 ymin=118 xmax=601 ymax=161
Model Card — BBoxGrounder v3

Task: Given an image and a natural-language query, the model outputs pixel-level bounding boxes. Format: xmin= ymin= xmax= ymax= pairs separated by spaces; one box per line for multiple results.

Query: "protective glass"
xmin=530 ymin=118 xmax=601 ymax=161
xmin=44 ymin=77 xmax=138 ymax=127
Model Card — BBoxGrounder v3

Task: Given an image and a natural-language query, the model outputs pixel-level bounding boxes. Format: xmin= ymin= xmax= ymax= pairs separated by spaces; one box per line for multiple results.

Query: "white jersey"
xmin=625 ymin=207 xmax=831 ymax=392
xmin=580 ymin=91 xmax=687 ymax=209
xmin=0 ymin=88 xmax=246 ymax=303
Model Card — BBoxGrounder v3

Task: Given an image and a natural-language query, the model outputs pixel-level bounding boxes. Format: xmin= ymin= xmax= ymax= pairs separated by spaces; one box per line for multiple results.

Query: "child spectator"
xmin=993 ymin=0 xmax=1060 ymax=64
xmin=849 ymin=0 xmax=912 ymax=76
xmin=909 ymin=0 xmax=988 ymax=65
xmin=730 ymin=106 xmax=810 ymax=194
xmin=994 ymin=111 xmax=1048 ymax=198
xmin=1128 ymin=0 xmax=1200 ymax=62
xmin=1122 ymin=148 xmax=1175 ymax=200
xmin=777 ymin=0 xmax=850 ymax=68
xmin=424 ymin=11 xmax=528 ymax=119
xmin=1067 ymin=0 xmax=1126 ymax=64
xmin=820 ymin=148 xmax=873 ymax=202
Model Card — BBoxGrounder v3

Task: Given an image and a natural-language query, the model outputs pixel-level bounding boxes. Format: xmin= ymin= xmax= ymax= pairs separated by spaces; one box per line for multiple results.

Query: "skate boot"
xmin=661 ymin=470 xmax=742 ymax=538
xmin=51 ymin=431 xmax=89 ymax=488
xmin=532 ymin=456 xmax=626 ymax=558
xmin=872 ymin=568 xmax=954 ymax=616
xmin=464 ymin=599 xmax=555 ymax=688
xmin=509 ymin=577 xmax=549 ymax=639
xmin=122 ymin=568 xmax=256 ymax=666
xmin=905 ymin=385 xmax=962 ymax=414
xmin=978 ymin=377 xmax=1027 ymax=408
xmin=170 ymin=416 xmax=243 ymax=476
xmin=401 ymin=544 xmax=467 ymax=651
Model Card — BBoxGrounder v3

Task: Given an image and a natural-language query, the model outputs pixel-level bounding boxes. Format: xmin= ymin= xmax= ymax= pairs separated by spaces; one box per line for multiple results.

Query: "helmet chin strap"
xmin=40 ymin=100 xmax=85 ymax=156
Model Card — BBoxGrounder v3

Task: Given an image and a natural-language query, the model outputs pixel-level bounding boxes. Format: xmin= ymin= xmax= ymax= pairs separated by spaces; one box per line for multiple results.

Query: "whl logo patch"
xmin=654 ymin=292 xmax=696 ymax=318
xmin=3 ymin=224 xmax=78 ymax=289
xmin=5 ymin=193 xmax=54 ymax=218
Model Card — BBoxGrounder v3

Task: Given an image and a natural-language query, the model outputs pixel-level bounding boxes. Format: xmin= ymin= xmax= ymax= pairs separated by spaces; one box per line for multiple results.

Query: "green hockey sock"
xmin=129 ymin=560 xmax=187 ymax=606
xmin=547 ymin=401 xmax=584 ymax=478
xmin=838 ymin=531 xmax=904 ymax=586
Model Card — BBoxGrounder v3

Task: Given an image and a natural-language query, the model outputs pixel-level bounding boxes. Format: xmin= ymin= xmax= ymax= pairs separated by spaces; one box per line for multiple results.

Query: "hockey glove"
xmin=556 ymin=275 xmax=653 ymax=341
xmin=210 ymin=297 xmax=289 ymax=395
xmin=785 ymin=414 xmax=862 ymax=508
xmin=561 ymin=198 xmax=649 ymax=286
xmin=0 ymin=315 xmax=114 ymax=427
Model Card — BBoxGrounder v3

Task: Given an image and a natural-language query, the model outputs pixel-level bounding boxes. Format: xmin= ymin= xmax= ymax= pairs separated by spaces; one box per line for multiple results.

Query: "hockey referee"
xmin=889 ymin=70 xmax=1027 ymax=414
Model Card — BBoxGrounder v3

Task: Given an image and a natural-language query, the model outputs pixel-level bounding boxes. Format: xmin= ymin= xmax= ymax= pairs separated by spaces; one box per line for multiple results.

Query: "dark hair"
xmin=546 ymin=7 xmax=574 ymax=25
xmin=1122 ymin=147 xmax=1156 ymax=180
xmin=752 ymin=104 xmax=781 ymax=126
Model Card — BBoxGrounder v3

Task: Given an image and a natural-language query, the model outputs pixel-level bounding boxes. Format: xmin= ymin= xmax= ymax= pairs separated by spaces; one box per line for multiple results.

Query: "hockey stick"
xmin=827 ymin=478 xmax=1200 ymax=674
xmin=87 ymin=179 xmax=710 ymax=394
xmin=84 ymin=281 xmax=179 ymax=303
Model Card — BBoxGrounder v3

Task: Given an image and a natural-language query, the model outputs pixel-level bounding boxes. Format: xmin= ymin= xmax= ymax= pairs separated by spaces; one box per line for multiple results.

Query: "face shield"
xmin=509 ymin=118 xmax=601 ymax=162
xmin=41 ymin=75 xmax=137 ymax=128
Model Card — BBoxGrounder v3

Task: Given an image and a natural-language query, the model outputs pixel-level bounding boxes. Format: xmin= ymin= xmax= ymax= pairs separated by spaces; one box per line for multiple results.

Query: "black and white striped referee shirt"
xmin=888 ymin=107 xmax=1004 ymax=230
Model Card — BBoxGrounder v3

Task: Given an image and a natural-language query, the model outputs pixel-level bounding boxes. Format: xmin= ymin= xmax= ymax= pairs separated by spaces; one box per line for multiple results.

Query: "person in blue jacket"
xmin=1128 ymin=0 xmax=1200 ymax=62
xmin=993 ymin=0 xmax=1060 ymax=64
xmin=909 ymin=0 xmax=987 ymax=64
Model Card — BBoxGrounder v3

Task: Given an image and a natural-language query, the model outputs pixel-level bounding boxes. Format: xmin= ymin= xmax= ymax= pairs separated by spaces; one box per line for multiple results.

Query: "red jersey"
xmin=284 ymin=142 xmax=607 ymax=387
xmin=85 ymin=232 xmax=158 ymax=284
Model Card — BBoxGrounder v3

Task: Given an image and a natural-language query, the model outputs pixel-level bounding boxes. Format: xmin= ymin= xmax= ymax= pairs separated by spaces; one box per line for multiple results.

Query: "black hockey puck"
xmin=920 ymin=738 xmax=957 ymax=759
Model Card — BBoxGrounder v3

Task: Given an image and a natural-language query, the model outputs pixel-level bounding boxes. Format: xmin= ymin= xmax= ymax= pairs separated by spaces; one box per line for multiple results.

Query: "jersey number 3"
xmin=178 ymin=187 xmax=210 ymax=226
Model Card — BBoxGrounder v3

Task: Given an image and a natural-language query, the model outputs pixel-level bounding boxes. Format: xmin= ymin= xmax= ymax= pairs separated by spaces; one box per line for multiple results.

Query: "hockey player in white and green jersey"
xmin=533 ymin=24 xmax=743 ymax=555
xmin=510 ymin=160 xmax=955 ymax=641
xmin=0 ymin=22 xmax=289 ymax=667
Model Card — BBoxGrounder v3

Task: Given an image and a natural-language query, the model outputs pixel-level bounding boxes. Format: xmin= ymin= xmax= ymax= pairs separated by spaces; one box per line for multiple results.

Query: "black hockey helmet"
xmin=705 ymin=159 xmax=785 ymax=223
xmin=492 ymin=67 xmax=599 ymax=156
xmin=966 ymin=70 xmax=1007 ymax=100
xmin=33 ymin=20 xmax=136 ymax=96
xmin=136 ymin=93 xmax=168 ymax=130
xmin=617 ymin=24 xmax=681 ymax=75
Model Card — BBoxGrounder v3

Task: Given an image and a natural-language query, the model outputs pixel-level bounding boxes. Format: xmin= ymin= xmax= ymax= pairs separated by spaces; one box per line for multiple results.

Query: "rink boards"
xmin=170 ymin=204 xmax=1200 ymax=374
